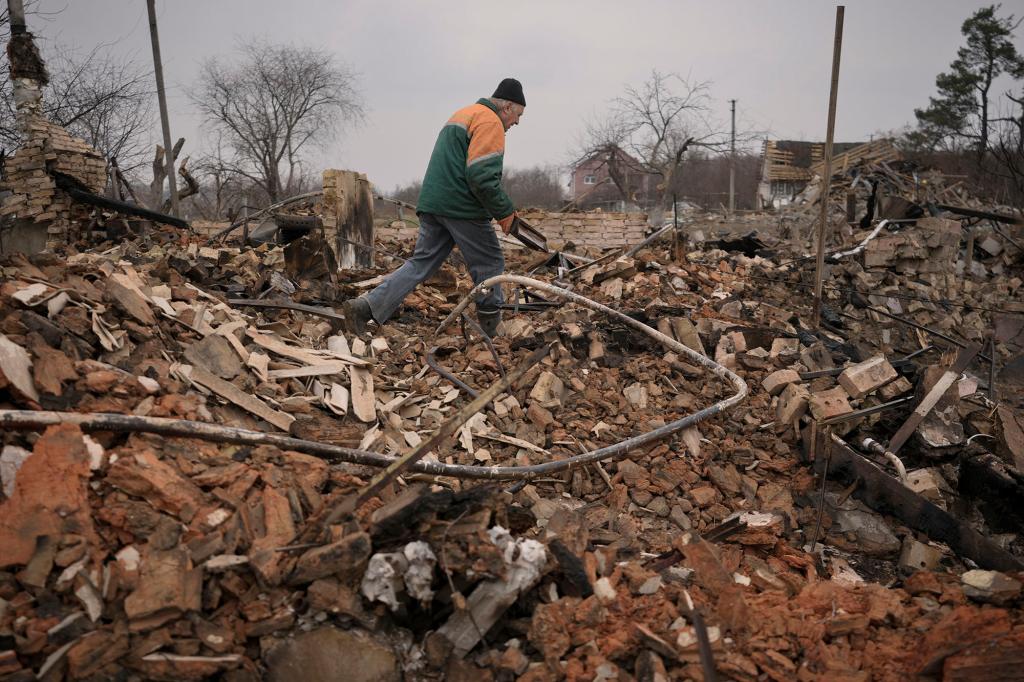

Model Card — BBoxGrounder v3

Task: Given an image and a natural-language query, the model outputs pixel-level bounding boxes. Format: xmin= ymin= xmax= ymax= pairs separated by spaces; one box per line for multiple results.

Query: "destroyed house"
xmin=570 ymin=146 xmax=658 ymax=211
xmin=757 ymin=139 xmax=865 ymax=208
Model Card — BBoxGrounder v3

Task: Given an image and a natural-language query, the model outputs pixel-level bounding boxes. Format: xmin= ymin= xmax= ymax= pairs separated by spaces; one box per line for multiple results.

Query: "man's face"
xmin=501 ymin=102 xmax=524 ymax=131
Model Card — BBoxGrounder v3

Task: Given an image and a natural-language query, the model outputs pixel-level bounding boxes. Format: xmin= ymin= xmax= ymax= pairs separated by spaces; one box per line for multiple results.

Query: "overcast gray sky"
xmin=31 ymin=0 xmax=1024 ymax=192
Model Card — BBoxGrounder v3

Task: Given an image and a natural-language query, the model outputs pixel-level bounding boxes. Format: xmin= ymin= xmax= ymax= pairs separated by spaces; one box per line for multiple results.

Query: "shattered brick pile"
xmin=0 ymin=229 xmax=1022 ymax=680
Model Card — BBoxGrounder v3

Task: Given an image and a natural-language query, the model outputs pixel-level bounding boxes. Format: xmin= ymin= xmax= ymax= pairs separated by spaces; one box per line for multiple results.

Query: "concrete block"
xmin=808 ymin=386 xmax=853 ymax=421
xmin=776 ymin=382 xmax=810 ymax=426
xmin=762 ymin=369 xmax=801 ymax=396
xmin=898 ymin=538 xmax=942 ymax=573
xmin=838 ymin=355 xmax=898 ymax=399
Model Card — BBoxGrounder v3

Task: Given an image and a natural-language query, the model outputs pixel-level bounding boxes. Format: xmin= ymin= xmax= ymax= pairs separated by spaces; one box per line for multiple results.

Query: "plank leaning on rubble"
xmin=246 ymin=329 xmax=369 ymax=367
xmin=183 ymin=364 xmax=294 ymax=432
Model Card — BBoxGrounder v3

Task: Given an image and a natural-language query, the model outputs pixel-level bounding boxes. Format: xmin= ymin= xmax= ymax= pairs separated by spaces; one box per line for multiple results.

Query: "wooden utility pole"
xmin=728 ymin=99 xmax=736 ymax=215
xmin=7 ymin=0 xmax=26 ymax=31
xmin=146 ymin=0 xmax=179 ymax=218
xmin=812 ymin=6 xmax=845 ymax=329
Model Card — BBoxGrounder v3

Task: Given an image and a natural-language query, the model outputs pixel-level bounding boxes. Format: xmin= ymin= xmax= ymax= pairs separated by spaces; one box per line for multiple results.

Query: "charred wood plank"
xmin=936 ymin=203 xmax=1023 ymax=225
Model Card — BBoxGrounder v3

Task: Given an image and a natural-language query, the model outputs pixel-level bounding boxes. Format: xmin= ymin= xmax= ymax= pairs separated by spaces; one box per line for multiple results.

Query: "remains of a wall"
xmin=374 ymin=209 xmax=650 ymax=250
xmin=519 ymin=210 xmax=648 ymax=249
xmin=0 ymin=116 xmax=107 ymax=251
xmin=863 ymin=217 xmax=959 ymax=275
xmin=321 ymin=169 xmax=374 ymax=268
xmin=376 ymin=219 xmax=418 ymax=242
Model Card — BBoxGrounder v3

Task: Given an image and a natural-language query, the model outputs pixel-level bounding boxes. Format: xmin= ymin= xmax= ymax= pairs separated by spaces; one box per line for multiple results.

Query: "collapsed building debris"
xmin=0 ymin=137 xmax=1023 ymax=682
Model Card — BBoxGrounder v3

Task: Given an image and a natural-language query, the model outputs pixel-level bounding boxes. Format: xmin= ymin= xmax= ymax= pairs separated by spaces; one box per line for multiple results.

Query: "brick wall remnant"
xmin=518 ymin=210 xmax=649 ymax=250
xmin=375 ymin=209 xmax=651 ymax=251
xmin=863 ymin=217 xmax=960 ymax=275
xmin=0 ymin=117 xmax=107 ymax=250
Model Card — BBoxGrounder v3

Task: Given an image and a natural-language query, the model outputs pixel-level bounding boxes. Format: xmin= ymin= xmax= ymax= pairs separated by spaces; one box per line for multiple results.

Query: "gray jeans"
xmin=364 ymin=212 xmax=505 ymax=323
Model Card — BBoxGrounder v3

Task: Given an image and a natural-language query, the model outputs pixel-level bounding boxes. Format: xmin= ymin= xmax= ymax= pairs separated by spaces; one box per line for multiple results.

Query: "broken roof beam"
xmin=935 ymin=204 xmax=1023 ymax=225
xmin=53 ymin=172 xmax=189 ymax=229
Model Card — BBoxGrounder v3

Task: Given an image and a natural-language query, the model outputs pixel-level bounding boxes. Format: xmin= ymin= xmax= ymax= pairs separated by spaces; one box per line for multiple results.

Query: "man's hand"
xmin=497 ymin=211 xmax=517 ymax=235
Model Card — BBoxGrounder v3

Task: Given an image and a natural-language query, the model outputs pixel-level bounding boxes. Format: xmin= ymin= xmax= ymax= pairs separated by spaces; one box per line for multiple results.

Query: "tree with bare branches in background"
xmin=191 ymin=42 xmax=364 ymax=204
xmin=574 ymin=70 xmax=757 ymax=210
xmin=0 ymin=6 xmax=155 ymax=173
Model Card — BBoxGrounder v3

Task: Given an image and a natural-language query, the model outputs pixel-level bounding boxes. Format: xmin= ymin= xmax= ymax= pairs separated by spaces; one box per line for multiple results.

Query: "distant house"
xmin=569 ymin=146 xmax=659 ymax=211
xmin=757 ymin=139 xmax=867 ymax=209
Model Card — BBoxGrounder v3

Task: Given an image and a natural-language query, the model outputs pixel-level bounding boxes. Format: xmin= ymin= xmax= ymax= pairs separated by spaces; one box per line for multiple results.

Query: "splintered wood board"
xmin=188 ymin=365 xmax=294 ymax=432
xmin=349 ymin=365 xmax=376 ymax=422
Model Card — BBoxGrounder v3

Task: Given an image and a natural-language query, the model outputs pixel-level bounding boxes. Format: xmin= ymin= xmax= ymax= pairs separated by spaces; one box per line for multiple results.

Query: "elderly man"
xmin=342 ymin=78 xmax=525 ymax=337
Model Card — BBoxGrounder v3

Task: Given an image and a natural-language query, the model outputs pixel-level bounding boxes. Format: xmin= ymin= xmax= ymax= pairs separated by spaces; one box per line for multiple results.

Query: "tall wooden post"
xmin=812 ymin=6 xmax=845 ymax=329
xmin=146 ymin=0 xmax=179 ymax=218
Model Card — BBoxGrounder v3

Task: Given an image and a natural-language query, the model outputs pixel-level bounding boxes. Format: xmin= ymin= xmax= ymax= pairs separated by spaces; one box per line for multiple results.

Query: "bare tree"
xmin=574 ymin=71 xmax=756 ymax=209
xmin=186 ymin=134 xmax=247 ymax=220
xmin=45 ymin=48 xmax=154 ymax=172
xmin=503 ymin=165 xmax=566 ymax=209
xmin=191 ymin=41 xmax=364 ymax=203
xmin=573 ymin=113 xmax=652 ymax=205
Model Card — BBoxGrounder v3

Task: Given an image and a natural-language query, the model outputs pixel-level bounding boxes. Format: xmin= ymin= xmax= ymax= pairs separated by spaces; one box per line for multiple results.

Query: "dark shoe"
xmin=342 ymin=297 xmax=373 ymax=335
xmin=476 ymin=308 xmax=501 ymax=337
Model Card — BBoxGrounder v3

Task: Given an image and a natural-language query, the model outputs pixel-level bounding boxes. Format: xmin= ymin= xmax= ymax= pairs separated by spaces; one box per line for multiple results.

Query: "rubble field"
xmin=1 ymin=166 xmax=1024 ymax=682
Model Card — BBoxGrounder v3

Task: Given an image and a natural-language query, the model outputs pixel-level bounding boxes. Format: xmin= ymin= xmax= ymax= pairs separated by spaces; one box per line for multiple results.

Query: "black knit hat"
xmin=492 ymin=78 xmax=525 ymax=107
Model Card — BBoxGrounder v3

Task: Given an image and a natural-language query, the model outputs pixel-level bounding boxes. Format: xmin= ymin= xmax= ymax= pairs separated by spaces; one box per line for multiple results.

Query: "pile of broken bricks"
xmin=0 ymin=221 xmax=1023 ymax=681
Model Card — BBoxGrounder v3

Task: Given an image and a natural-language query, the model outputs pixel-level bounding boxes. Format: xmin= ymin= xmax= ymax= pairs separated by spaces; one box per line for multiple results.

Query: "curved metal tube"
xmin=430 ymin=274 xmax=749 ymax=474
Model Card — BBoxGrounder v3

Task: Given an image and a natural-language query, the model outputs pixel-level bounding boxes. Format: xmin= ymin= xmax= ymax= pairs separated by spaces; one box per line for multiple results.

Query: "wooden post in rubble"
xmin=146 ymin=0 xmax=179 ymax=219
xmin=322 ymin=169 xmax=375 ymax=269
xmin=812 ymin=5 xmax=845 ymax=329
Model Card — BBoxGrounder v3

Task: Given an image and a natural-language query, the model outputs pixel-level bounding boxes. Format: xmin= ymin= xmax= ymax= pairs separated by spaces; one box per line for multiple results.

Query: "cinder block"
xmin=838 ymin=355 xmax=898 ymax=399
xmin=899 ymin=538 xmax=942 ymax=573
xmin=808 ymin=386 xmax=853 ymax=421
xmin=776 ymin=382 xmax=810 ymax=426
xmin=762 ymin=369 xmax=801 ymax=396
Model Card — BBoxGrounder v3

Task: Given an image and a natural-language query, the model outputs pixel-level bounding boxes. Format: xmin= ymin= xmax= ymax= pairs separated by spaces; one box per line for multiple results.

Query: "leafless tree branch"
xmin=190 ymin=40 xmax=364 ymax=203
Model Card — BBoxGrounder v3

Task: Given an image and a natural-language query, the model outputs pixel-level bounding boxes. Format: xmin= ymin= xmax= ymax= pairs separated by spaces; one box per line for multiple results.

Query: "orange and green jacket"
xmin=417 ymin=98 xmax=515 ymax=221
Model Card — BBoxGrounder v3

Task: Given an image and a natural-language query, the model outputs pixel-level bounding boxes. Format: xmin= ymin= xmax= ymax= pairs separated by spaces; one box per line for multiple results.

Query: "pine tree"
xmin=913 ymin=4 xmax=1024 ymax=155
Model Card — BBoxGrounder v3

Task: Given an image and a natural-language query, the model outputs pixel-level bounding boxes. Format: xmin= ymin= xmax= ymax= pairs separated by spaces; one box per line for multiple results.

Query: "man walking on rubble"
xmin=341 ymin=78 xmax=525 ymax=337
